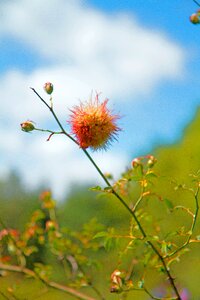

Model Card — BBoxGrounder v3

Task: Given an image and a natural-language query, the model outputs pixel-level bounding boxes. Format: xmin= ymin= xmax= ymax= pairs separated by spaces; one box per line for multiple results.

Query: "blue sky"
xmin=0 ymin=0 xmax=200 ymax=198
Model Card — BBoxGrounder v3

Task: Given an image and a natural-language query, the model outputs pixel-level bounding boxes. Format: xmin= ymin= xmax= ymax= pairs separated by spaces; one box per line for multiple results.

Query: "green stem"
xmin=143 ymin=286 xmax=177 ymax=300
xmin=82 ymin=149 xmax=147 ymax=236
xmin=165 ymin=186 xmax=199 ymax=258
xmin=83 ymin=150 xmax=180 ymax=299
xmin=30 ymin=88 xmax=79 ymax=145
xmin=30 ymin=88 xmax=181 ymax=300
xmin=133 ymin=185 xmax=145 ymax=211
xmin=0 ymin=263 xmax=96 ymax=300
xmin=0 ymin=292 xmax=10 ymax=300
xmin=34 ymin=128 xmax=63 ymax=134
xmin=190 ymin=186 xmax=199 ymax=234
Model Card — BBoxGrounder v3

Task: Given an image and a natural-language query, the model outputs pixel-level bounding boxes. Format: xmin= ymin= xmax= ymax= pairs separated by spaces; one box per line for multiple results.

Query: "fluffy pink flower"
xmin=68 ymin=94 xmax=120 ymax=150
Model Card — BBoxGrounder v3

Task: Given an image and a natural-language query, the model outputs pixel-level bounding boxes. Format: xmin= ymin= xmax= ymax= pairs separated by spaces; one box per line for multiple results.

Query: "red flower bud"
xmin=131 ymin=157 xmax=142 ymax=168
xmin=21 ymin=121 xmax=35 ymax=132
xmin=146 ymin=155 xmax=157 ymax=168
xmin=44 ymin=82 xmax=53 ymax=94
xmin=190 ymin=13 xmax=200 ymax=24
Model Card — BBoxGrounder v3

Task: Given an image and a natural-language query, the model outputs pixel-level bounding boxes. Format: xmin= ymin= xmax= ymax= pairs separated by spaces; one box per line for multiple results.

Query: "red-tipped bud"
xmin=110 ymin=270 xmax=125 ymax=287
xmin=146 ymin=155 xmax=157 ymax=168
xmin=44 ymin=82 xmax=53 ymax=94
xmin=110 ymin=269 xmax=126 ymax=293
xmin=21 ymin=121 xmax=35 ymax=132
xmin=131 ymin=158 xmax=142 ymax=169
xmin=190 ymin=13 xmax=200 ymax=24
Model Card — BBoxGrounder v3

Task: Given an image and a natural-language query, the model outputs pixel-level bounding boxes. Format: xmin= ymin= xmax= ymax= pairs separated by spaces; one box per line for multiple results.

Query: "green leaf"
xmin=103 ymin=187 xmax=113 ymax=193
xmin=130 ymin=175 xmax=143 ymax=182
xmin=161 ymin=241 xmax=168 ymax=255
xmin=89 ymin=185 xmax=102 ymax=192
xmin=104 ymin=236 xmax=118 ymax=251
xmin=137 ymin=279 xmax=144 ymax=289
xmin=145 ymin=171 xmax=157 ymax=179
xmin=143 ymin=235 xmax=159 ymax=243
xmin=142 ymin=251 xmax=152 ymax=266
xmin=93 ymin=231 xmax=108 ymax=239
xmin=164 ymin=198 xmax=174 ymax=210
xmin=31 ymin=209 xmax=46 ymax=222
xmin=24 ymin=246 xmax=38 ymax=256
xmin=127 ymin=245 xmax=134 ymax=250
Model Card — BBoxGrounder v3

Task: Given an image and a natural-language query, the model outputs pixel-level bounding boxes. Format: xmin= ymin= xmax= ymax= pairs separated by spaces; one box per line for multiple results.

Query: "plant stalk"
xmin=0 ymin=263 xmax=96 ymax=300
xmin=30 ymin=88 xmax=181 ymax=299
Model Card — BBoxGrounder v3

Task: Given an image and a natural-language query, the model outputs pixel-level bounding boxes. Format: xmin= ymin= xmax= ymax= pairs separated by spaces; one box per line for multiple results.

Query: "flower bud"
xmin=131 ymin=157 xmax=142 ymax=169
xmin=110 ymin=285 xmax=121 ymax=293
xmin=111 ymin=270 xmax=125 ymax=287
xmin=147 ymin=155 xmax=157 ymax=168
xmin=44 ymin=82 xmax=53 ymax=94
xmin=104 ymin=172 xmax=113 ymax=180
xmin=190 ymin=13 xmax=200 ymax=24
xmin=45 ymin=220 xmax=58 ymax=231
xmin=40 ymin=190 xmax=52 ymax=202
xmin=21 ymin=121 xmax=35 ymax=132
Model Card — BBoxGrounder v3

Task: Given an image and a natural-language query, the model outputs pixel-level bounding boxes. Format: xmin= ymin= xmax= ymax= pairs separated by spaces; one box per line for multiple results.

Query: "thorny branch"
xmin=0 ymin=263 xmax=96 ymax=300
xmin=30 ymin=88 xmax=182 ymax=299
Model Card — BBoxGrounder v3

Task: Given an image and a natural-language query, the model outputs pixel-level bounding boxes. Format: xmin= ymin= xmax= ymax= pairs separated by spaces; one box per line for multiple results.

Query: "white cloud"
xmin=0 ymin=0 xmax=186 ymax=197
xmin=4 ymin=132 xmax=128 ymax=199
xmin=0 ymin=0 xmax=185 ymax=99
